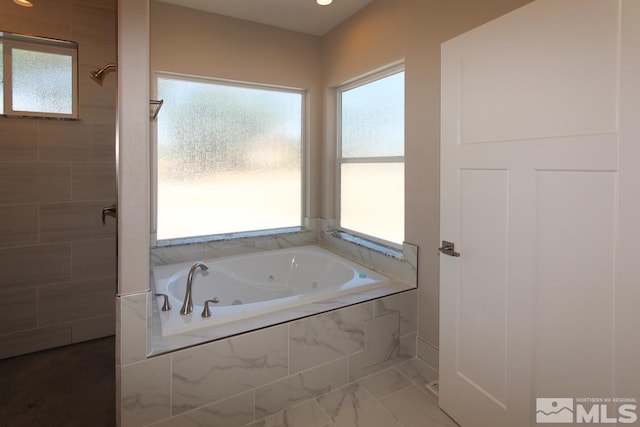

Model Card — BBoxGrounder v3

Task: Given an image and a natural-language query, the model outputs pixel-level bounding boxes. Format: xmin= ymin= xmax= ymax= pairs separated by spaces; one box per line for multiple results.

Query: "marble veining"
xmin=246 ymin=399 xmax=330 ymax=427
xmin=120 ymin=356 xmax=171 ymax=427
xmin=172 ymin=325 xmax=288 ymax=414
xmin=150 ymin=391 xmax=254 ymax=427
xmin=374 ymin=291 xmax=418 ymax=336
xmin=254 ymin=358 xmax=349 ymax=419
xmin=357 ymin=366 xmax=411 ymax=399
xmin=363 ymin=312 xmax=400 ymax=367
xmin=379 ymin=384 xmax=457 ymax=427
xmin=289 ymin=303 xmax=372 ymax=373
xmin=317 ymin=383 xmax=401 ymax=427
xmin=119 ymin=292 xmax=148 ymax=365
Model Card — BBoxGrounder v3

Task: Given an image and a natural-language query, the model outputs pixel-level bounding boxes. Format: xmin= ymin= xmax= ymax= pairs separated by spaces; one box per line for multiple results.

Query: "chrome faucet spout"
xmin=180 ymin=262 xmax=208 ymax=315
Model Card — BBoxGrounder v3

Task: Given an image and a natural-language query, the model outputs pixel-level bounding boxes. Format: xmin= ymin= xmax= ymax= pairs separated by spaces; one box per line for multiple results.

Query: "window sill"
xmin=0 ymin=114 xmax=80 ymax=121
xmin=328 ymin=230 xmax=404 ymax=260
xmin=153 ymin=226 xmax=306 ymax=249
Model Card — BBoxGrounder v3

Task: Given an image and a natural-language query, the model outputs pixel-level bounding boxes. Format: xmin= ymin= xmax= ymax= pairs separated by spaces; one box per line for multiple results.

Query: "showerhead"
xmin=90 ymin=63 xmax=117 ymax=82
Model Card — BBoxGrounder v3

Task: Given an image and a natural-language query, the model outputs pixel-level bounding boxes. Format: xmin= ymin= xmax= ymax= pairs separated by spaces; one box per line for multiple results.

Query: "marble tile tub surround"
xmin=118 ymin=289 xmax=420 ymax=427
xmin=150 ymin=217 xmax=418 ymax=286
xmin=147 ymin=217 xmax=418 ymax=355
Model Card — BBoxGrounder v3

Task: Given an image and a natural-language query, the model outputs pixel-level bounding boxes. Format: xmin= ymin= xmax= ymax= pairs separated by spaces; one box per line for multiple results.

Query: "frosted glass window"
xmin=12 ymin=49 xmax=73 ymax=114
xmin=341 ymin=72 xmax=404 ymax=158
xmin=338 ymin=68 xmax=404 ymax=245
xmin=156 ymin=75 xmax=302 ymax=240
xmin=341 ymin=163 xmax=404 ymax=244
xmin=0 ymin=32 xmax=77 ymax=118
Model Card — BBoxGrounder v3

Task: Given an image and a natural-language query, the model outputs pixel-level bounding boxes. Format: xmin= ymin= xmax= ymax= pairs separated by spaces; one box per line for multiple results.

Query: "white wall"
xmin=321 ymin=0 xmax=533 ymax=350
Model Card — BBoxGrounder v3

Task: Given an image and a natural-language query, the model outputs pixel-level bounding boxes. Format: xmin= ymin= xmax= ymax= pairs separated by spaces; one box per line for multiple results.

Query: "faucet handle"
xmin=154 ymin=293 xmax=171 ymax=311
xmin=201 ymin=297 xmax=220 ymax=318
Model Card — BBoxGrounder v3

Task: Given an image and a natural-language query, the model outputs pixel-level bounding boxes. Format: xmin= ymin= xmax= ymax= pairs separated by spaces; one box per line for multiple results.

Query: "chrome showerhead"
xmin=90 ymin=63 xmax=117 ymax=82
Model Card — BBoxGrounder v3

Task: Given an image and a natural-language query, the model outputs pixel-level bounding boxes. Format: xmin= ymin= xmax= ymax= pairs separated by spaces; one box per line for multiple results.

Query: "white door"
xmin=440 ymin=1 xmax=640 ymax=426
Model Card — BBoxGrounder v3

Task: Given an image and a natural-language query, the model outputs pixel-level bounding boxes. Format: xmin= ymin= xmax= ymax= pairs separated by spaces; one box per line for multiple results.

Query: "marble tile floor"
xmin=245 ymin=358 xmax=458 ymax=427
xmin=0 ymin=336 xmax=115 ymax=427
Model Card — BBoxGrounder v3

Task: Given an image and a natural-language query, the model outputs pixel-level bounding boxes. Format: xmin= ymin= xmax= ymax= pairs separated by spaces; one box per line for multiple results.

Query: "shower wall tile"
xmin=0 ymin=288 xmax=37 ymax=335
xmin=0 ymin=205 xmax=38 ymax=247
xmin=0 ymin=120 xmax=38 ymax=161
xmin=150 ymin=391 xmax=254 ymax=427
xmin=0 ymin=324 xmax=71 ymax=360
xmin=79 ymin=64 xmax=118 ymax=111
xmin=0 ymin=0 xmax=72 ymax=43
xmin=71 ymin=1 xmax=117 ymax=46
xmin=71 ymin=313 xmax=115 ymax=343
xmin=37 ymin=276 xmax=116 ymax=326
xmin=119 ymin=292 xmax=149 ymax=365
xmin=72 ymin=238 xmax=117 ymax=280
xmin=289 ymin=302 xmax=372 ymax=373
xmin=71 ymin=162 xmax=117 ymax=201
xmin=120 ymin=355 xmax=171 ymax=427
xmin=80 ymin=105 xmax=118 ymax=126
xmin=0 ymin=0 xmax=117 ymax=361
xmin=38 ymin=121 xmax=114 ymax=162
xmin=374 ymin=290 xmax=418 ymax=336
xmin=39 ymin=201 xmax=116 ymax=243
xmin=72 ymin=0 xmax=116 ymax=12
xmin=172 ymin=325 xmax=288 ymax=414
xmin=0 ymin=162 xmax=71 ymax=205
xmin=247 ymin=399 xmax=330 ymax=427
xmin=0 ymin=244 xmax=71 ymax=291
xmin=254 ymin=357 xmax=349 ymax=419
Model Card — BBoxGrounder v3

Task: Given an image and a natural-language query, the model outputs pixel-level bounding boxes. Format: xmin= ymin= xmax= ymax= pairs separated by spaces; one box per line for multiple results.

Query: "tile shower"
xmin=0 ymin=0 xmax=117 ymax=360
xmin=118 ymin=221 xmax=420 ymax=426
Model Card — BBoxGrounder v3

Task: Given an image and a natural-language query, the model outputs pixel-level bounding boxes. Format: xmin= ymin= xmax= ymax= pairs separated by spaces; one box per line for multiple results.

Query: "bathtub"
xmin=152 ymin=245 xmax=391 ymax=336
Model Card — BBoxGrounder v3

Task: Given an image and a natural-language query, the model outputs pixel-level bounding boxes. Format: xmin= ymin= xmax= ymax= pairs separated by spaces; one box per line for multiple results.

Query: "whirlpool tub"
xmin=152 ymin=245 xmax=391 ymax=336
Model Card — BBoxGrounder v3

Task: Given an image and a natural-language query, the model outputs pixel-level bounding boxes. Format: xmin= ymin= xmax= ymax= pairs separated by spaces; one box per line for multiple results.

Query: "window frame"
xmin=1 ymin=31 xmax=78 ymax=119
xmin=336 ymin=63 xmax=405 ymax=248
xmin=150 ymin=70 xmax=307 ymax=245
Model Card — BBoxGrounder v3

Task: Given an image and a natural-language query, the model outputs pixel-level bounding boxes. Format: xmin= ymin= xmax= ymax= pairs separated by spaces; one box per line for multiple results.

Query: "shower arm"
xmin=90 ymin=63 xmax=117 ymax=82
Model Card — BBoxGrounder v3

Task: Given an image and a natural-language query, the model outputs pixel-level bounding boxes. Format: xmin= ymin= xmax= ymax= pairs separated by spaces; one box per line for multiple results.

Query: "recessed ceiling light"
xmin=13 ymin=0 xmax=33 ymax=7
xmin=317 ymin=0 xmax=332 ymax=5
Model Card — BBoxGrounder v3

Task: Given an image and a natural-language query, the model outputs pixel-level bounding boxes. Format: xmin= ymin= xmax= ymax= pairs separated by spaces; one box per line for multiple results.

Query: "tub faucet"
xmin=180 ymin=262 xmax=209 ymax=315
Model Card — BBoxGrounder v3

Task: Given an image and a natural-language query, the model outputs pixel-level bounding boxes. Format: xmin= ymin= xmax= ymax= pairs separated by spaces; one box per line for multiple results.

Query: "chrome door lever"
xmin=438 ymin=240 xmax=460 ymax=257
xmin=102 ymin=204 xmax=117 ymax=225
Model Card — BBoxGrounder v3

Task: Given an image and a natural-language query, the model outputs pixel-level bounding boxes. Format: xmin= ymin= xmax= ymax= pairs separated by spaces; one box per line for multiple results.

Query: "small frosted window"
xmin=0 ymin=32 xmax=77 ymax=118
xmin=156 ymin=76 xmax=302 ymax=240
xmin=12 ymin=49 xmax=73 ymax=114
xmin=338 ymin=68 xmax=404 ymax=245
xmin=340 ymin=163 xmax=404 ymax=245
xmin=341 ymin=72 xmax=404 ymax=158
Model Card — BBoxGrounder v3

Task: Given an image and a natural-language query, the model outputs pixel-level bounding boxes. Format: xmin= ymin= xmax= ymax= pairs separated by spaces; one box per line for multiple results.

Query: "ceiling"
xmin=156 ymin=0 xmax=374 ymax=36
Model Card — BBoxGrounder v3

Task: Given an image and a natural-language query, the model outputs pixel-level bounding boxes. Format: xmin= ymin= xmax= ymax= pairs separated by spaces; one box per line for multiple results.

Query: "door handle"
xmin=102 ymin=204 xmax=117 ymax=225
xmin=439 ymin=240 xmax=460 ymax=257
